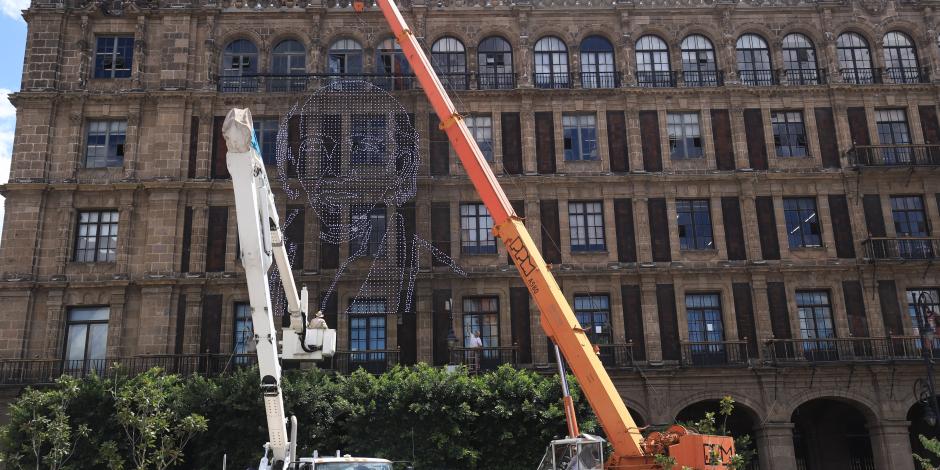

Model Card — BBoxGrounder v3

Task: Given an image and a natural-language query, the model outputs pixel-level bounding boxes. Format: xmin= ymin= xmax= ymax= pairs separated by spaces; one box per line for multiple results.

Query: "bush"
xmin=1 ymin=365 xmax=595 ymax=470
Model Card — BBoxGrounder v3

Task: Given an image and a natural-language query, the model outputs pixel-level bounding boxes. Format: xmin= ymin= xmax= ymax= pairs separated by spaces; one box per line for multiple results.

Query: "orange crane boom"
xmin=372 ymin=2 xmax=652 ymax=468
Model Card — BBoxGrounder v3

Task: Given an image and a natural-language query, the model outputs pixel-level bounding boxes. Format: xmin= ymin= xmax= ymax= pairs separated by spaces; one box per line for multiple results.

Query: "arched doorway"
xmin=908 ymin=399 xmax=940 ymax=468
xmin=675 ymin=400 xmax=761 ymax=469
xmin=791 ymin=398 xmax=874 ymax=470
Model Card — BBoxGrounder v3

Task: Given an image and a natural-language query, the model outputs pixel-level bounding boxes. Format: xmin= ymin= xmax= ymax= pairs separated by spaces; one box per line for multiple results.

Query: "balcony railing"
xmin=218 ymin=73 xmax=420 ymax=93
xmin=681 ymin=70 xmax=724 ymax=87
xmin=450 ymin=346 xmax=518 ymax=372
xmin=765 ymin=336 xmax=938 ymax=364
xmin=476 ymin=72 xmax=516 ymax=90
xmin=783 ymin=68 xmax=826 ymax=85
xmin=849 ymin=144 xmax=940 ymax=167
xmin=596 ymin=343 xmax=637 ymax=369
xmin=680 ymin=340 xmax=749 ymax=367
xmin=738 ymin=69 xmax=777 ymax=86
xmin=840 ymin=68 xmax=883 ymax=85
xmin=534 ymin=72 xmax=572 ymax=89
xmin=884 ymin=66 xmax=931 ymax=84
xmin=636 ymin=70 xmax=677 ymax=88
xmin=0 ymin=354 xmax=257 ymax=386
xmin=579 ymin=71 xmax=621 ymax=89
xmin=330 ymin=349 xmax=400 ymax=375
xmin=863 ymin=237 xmax=940 ymax=261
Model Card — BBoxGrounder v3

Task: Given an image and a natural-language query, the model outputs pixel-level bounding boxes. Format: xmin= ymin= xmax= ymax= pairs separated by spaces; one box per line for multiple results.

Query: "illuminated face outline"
xmin=276 ymin=81 xmax=419 ymax=244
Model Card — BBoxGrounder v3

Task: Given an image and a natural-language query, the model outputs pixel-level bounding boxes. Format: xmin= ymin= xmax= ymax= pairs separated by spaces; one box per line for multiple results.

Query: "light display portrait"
xmin=274 ymin=80 xmax=463 ymax=316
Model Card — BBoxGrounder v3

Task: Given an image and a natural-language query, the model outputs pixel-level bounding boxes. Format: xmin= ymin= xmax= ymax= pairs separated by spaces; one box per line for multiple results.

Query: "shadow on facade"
xmin=792 ymin=399 xmax=874 ymax=470
xmin=675 ymin=400 xmax=761 ymax=470
xmin=908 ymin=400 xmax=940 ymax=468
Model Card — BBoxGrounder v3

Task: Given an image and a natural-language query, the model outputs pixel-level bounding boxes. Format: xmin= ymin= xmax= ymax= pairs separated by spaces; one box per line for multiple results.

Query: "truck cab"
xmin=288 ymin=456 xmax=395 ymax=470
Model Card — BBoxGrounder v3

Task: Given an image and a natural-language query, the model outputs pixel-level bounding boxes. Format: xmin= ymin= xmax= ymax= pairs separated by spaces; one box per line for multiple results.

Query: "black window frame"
xmin=460 ymin=203 xmax=497 ymax=254
xmin=579 ymin=35 xmax=617 ymax=89
xmin=875 ymin=109 xmax=913 ymax=164
xmin=883 ymin=31 xmax=921 ymax=84
xmin=63 ymin=306 xmax=110 ymax=374
xmin=837 ymin=33 xmax=875 ymax=84
xmin=635 ymin=35 xmax=673 ymax=88
xmin=781 ymin=33 xmax=820 ymax=85
xmin=252 ymin=118 xmax=279 ymax=166
xmin=667 ymin=112 xmax=703 ymax=159
xmin=783 ymin=197 xmax=823 ymax=248
xmin=534 ymin=36 xmax=570 ymax=88
xmin=568 ymin=200 xmax=606 ymax=252
xmin=562 ymin=113 xmax=599 ymax=161
xmin=680 ymin=34 xmax=718 ymax=87
xmin=350 ymin=204 xmax=388 ymax=257
xmin=574 ymin=294 xmax=612 ymax=346
xmin=432 ymin=36 xmax=468 ymax=89
xmin=771 ymin=110 xmax=809 ymax=157
xmin=84 ymin=120 xmax=127 ymax=168
xmin=676 ymin=199 xmax=714 ymax=250
xmin=795 ymin=290 xmax=836 ymax=354
xmin=94 ymin=36 xmax=134 ymax=79
xmin=736 ymin=34 xmax=773 ymax=86
xmin=74 ymin=210 xmax=120 ymax=263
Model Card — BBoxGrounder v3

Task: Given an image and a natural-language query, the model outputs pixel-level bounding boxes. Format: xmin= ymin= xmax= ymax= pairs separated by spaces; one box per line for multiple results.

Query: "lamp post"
xmin=915 ymin=291 xmax=940 ymax=429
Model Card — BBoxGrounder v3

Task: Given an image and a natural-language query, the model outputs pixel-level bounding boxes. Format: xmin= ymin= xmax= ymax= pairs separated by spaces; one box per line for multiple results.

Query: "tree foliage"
xmin=915 ymin=434 xmax=940 ymax=470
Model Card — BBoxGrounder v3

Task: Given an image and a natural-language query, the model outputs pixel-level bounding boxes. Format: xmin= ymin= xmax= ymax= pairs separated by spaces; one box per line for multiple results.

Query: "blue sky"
xmin=0 ymin=1 xmax=27 ymax=235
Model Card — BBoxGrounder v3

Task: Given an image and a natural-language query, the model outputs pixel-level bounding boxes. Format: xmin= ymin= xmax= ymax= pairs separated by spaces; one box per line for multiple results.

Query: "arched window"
xmin=221 ymin=39 xmax=259 ymax=92
xmin=477 ymin=36 xmax=514 ymax=89
xmin=432 ymin=37 xmax=467 ymax=90
xmin=376 ymin=38 xmax=413 ymax=90
xmin=680 ymin=35 xmax=719 ymax=87
xmin=782 ymin=34 xmax=821 ymax=85
xmin=327 ymin=38 xmax=363 ymax=75
xmin=534 ymin=36 xmax=569 ymax=88
xmin=883 ymin=31 xmax=922 ymax=83
xmin=579 ymin=35 xmax=616 ymax=89
xmin=635 ymin=35 xmax=673 ymax=87
xmin=271 ymin=39 xmax=306 ymax=92
xmin=837 ymin=33 xmax=874 ymax=84
xmin=736 ymin=34 xmax=773 ymax=86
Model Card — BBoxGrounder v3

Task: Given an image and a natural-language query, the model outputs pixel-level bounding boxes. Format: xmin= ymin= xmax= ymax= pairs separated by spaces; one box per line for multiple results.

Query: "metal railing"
xmin=680 ymin=340 xmax=749 ymax=367
xmin=596 ymin=343 xmax=637 ymax=369
xmin=218 ymin=73 xmax=420 ymax=93
xmin=863 ymin=237 xmax=940 ymax=261
xmin=329 ymin=349 xmax=400 ymax=375
xmin=437 ymin=72 xmax=471 ymax=90
xmin=0 ymin=354 xmax=257 ymax=386
xmin=579 ymin=71 xmax=620 ymax=89
xmin=840 ymin=67 xmax=883 ymax=85
xmin=783 ymin=68 xmax=826 ymax=85
xmin=450 ymin=346 xmax=518 ymax=372
xmin=534 ymin=72 xmax=572 ymax=89
xmin=849 ymin=144 xmax=940 ymax=167
xmin=476 ymin=72 xmax=516 ymax=90
xmin=681 ymin=70 xmax=724 ymax=87
xmin=738 ymin=69 xmax=777 ymax=86
xmin=636 ymin=70 xmax=677 ymax=88
xmin=884 ymin=66 xmax=930 ymax=84
xmin=765 ymin=336 xmax=938 ymax=364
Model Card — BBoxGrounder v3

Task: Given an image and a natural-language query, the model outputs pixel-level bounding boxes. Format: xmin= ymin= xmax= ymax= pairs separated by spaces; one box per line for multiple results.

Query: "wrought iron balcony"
xmin=840 ymin=67 xmax=883 ymax=85
xmin=884 ymin=66 xmax=931 ymax=84
xmin=636 ymin=70 xmax=677 ymax=88
xmin=534 ymin=72 xmax=572 ymax=89
xmin=450 ymin=346 xmax=518 ymax=372
xmin=764 ymin=336 xmax=937 ymax=364
xmin=596 ymin=343 xmax=638 ymax=369
xmin=475 ymin=72 xmax=516 ymax=90
xmin=330 ymin=349 xmax=400 ymax=375
xmin=783 ymin=68 xmax=827 ymax=85
xmin=681 ymin=70 xmax=724 ymax=87
xmin=863 ymin=237 xmax=940 ymax=261
xmin=738 ymin=69 xmax=777 ymax=86
xmin=579 ymin=71 xmax=621 ymax=89
xmin=218 ymin=73 xmax=420 ymax=93
xmin=849 ymin=144 xmax=940 ymax=167
xmin=680 ymin=340 xmax=749 ymax=367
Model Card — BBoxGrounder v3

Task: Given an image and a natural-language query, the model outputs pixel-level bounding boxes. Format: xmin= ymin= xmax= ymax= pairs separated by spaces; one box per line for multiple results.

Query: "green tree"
xmin=915 ymin=434 xmax=940 ymax=470
xmin=0 ymin=376 xmax=89 ymax=470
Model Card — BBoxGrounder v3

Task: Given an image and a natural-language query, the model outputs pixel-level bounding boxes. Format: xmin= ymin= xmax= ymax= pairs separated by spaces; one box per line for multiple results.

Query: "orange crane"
xmin=366 ymin=1 xmax=738 ymax=468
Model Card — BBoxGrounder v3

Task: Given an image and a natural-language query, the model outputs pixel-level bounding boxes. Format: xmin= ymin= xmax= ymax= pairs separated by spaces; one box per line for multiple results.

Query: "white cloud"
xmin=0 ymin=89 xmax=16 ymax=241
xmin=0 ymin=0 xmax=29 ymax=21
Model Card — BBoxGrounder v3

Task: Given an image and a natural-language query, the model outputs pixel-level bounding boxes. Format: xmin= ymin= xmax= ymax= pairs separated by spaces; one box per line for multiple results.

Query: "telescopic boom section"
xmin=374 ymin=2 xmax=650 ymax=467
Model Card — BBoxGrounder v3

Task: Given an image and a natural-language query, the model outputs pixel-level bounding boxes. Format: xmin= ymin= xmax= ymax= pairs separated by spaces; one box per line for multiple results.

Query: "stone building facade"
xmin=3 ymin=0 xmax=940 ymax=468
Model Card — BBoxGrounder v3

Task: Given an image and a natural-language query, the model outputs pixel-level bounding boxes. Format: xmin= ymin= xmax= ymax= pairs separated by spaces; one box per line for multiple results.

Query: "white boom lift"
xmin=223 ymin=109 xmax=392 ymax=470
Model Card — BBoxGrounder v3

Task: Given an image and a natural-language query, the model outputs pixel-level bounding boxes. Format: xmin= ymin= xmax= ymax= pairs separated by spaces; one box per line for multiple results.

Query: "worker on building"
xmin=469 ymin=330 xmax=483 ymax=373
xmin=307 ymin=310 xmax=328 ymax=329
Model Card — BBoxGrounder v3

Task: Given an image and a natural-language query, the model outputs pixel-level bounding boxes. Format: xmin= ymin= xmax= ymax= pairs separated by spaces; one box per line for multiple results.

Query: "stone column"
xmin=640 ymin=278 xmax=662 ymax=363
xmin=869 ymin=420 xmax=916 ymax=470
xmin=106 ymin=288 xmax=127 ymax=358
xmin=43 ymin=288 xmax=66 ymax=357
xmin=183 ymin=287 xmax=204 ymax=354
xmin=754 ymin=422 xmax=799 ymax=470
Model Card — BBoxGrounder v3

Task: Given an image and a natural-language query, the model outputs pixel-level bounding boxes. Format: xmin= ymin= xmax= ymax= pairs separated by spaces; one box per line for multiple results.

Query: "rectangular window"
xmin=771 ymin=111 xmax=808 ymax=157
xmin=460 ymin=203 xmax=497 ymax=254
xmin=667 ymin=112 xmax=703 ymax=159
xmin=676 ymin=199 xmax=714 ymax=250
xmin=891 ymin=196 xmax=932 ymax=259
xmin=463 ymin=296 xmax=500 ymax=367
xmin=349 ymin=299 xmax=387 ymax=372
xmin=94 ymin=36 xmax=133 ymax=79
xmin=233 ymin=303 xmax=254 ymax=362
xmin=685 ymin=293 xmax=725 ymax=364
xmin=74 ymin=210 xmax=119 ymax=262
xmin=465 ymin=115 xmax=494 ymax=162
xmin=876 ymin=109 xmax=913 ymax=164
xmin=85 ymin=121 xmax=127 ymax=168
xmin=350 ymin=114 xmax=387 ymax=164
xmin=796 ymin=291 xmax=836 ymax=356
xmin=569 ymin=201 xmax=606 ymax=252
xmin=252 ymin=118 xmax=279 ymax=166
xmin=64 ymin=307 xmax=109 ymax=373
xmin=574 ymin=295 xmax=611 ymax=346
xmin=562 ymin=114 xmax=598 ymax=161
xmin=350 ymin=205 xmax=387 ymax=257
xmin=783 ymin=197 xmax=822 ymax=248
xmin=907 ymin=289 xmax=940 ymax=347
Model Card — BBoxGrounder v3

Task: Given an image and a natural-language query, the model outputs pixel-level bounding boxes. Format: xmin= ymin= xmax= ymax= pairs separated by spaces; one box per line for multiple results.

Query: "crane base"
xmin=604 ymin=456 xmax=658 ymax=470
